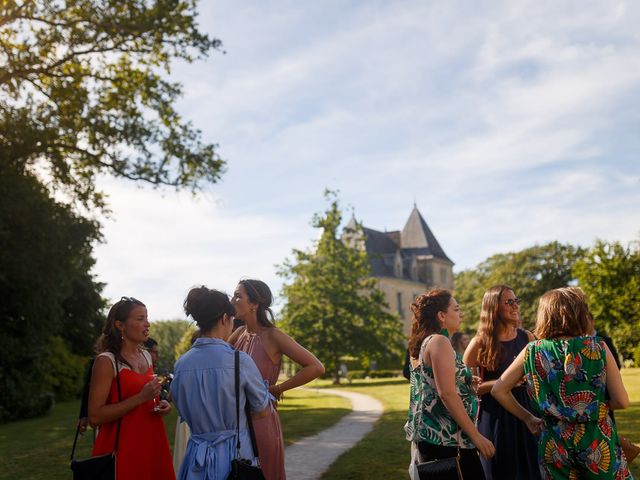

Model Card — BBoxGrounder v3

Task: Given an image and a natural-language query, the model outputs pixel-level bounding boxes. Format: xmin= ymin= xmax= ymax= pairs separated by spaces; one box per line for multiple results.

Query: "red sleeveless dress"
xmin=92 ymin=353 xmax=175 ymax=480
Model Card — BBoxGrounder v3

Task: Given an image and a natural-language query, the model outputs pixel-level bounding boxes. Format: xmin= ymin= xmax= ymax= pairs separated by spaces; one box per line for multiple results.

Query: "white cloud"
xmin=91 ymin=1 xmax=640 ymax=318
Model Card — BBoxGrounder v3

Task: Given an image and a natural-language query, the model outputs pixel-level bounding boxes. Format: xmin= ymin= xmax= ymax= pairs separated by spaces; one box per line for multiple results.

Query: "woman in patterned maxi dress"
xmin=492 ymin=287 xmax=633 ymax=480
xmin=228 ymin=279 xmax=325 ymax=480
xmin=404 ymin=289 xmax=495 ymax=478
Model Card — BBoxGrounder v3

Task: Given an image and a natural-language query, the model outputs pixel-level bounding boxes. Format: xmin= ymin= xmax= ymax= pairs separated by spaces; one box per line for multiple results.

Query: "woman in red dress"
xmin=89 ymin=297 xmax=175 ymax=480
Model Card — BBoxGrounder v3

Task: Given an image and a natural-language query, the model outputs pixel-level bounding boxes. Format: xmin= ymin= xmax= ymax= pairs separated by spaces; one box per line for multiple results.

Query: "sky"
xmin=94 ymin=1 xmax=640 ymax=321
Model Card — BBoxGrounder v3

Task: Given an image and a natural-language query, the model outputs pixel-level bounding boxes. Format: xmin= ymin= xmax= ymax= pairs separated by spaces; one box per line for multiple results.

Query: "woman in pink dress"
xmin=229 ymin=279 xmax=325 ymax=480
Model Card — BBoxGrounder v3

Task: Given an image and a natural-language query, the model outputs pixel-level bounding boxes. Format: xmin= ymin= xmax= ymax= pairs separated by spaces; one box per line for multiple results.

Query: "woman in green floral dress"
xmin=405 ymin=289 xmax=495 ymax=478
xmin=492 ymin=287 xmax=632 ymax=479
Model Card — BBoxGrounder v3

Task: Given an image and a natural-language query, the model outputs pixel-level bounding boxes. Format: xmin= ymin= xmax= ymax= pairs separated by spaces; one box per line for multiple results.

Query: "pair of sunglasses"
xmin=120 ymin=296 xmax=143 ymax=304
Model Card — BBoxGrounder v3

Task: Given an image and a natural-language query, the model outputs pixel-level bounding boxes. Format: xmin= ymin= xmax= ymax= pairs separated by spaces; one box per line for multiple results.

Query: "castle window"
xmin=396 ymin=292 xmax=404 ymax=318
xmin=440 ymin=267 xmax=447 ymax=284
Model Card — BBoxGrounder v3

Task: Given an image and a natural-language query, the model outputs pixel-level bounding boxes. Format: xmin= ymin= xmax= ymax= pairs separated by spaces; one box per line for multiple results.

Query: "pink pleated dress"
xmin=233 ymin=328 xmax=286 ymax=480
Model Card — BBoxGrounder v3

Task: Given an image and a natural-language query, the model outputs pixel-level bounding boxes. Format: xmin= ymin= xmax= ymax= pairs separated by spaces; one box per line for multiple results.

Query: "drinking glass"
xmin=151 ymin=374 xmax=164 ymax=412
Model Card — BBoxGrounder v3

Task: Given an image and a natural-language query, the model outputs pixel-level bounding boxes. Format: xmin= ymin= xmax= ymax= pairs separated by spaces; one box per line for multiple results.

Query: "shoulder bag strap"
xmin=114 ymin=357 xmax=122 ymax=452
xmin=70 ymin=355 xmax=123 ymax=460
xmin=234 ymin=349 xmax=241 ymax=459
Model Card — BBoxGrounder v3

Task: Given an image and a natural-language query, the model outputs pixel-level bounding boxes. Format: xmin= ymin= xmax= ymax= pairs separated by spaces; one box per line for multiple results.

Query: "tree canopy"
xmin=278 ymin=192 xmax=405 ymax=382
xmin=573 ymin=239 xmax=640 ymax=362
xmin=1 ymin=0 xmax=224 ymax=209
xmin=0 ymin=163 xmax=104 ymax=420
xmin=0 ymin=0 xmax=223 ymax=420
xmin=148 ymin=319 xmax=191 ymax=374
xmin=454 ymin=242 xmax=585 ymax=332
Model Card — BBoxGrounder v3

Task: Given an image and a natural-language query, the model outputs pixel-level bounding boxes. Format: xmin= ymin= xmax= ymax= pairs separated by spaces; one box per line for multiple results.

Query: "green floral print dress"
xmin=524 ymin=337 xmax=632 ymax=479
xmin=405 ymin=334 xmax=478 ymax=448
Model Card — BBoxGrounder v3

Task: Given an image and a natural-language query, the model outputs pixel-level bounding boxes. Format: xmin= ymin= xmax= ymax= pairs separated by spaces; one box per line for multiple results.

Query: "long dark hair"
xmin=183 ymin=286 xmax=235 ymax=334
xmin=94 ymin=297 xmax=146 ymax=366
xmin=408 ymin=289 xmax=452 ymax=358
xmin=477 ymin=285 xmax=512 ymax=371
xmin=239 ymin=279 xmax=275 ymax=328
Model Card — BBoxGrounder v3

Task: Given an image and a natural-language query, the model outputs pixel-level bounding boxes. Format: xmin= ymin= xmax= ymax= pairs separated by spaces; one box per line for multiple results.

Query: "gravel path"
xmin=284 ymin=388 xmax=384 ymax=480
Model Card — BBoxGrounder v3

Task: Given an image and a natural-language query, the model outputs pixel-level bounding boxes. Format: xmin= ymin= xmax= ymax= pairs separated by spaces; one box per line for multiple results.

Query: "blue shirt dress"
xmin=170 ymin=337 xmax=270 ymax=480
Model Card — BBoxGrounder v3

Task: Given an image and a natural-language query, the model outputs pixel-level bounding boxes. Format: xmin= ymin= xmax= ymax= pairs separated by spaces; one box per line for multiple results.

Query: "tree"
xmin=1 ymin=0 xmax=224 ymax=210
xmin=0 ymin=0 xmax=225 ymax=421
xmin=573 ymin=239 xmax=640 ymax=361
xmin=149 ymin=319 xmax=191 ymax=373
xmin=278 ymin=192 xmax=405 ymax=382
xmin=0 ymin=163 xmax=103 ymax=420
xmin=454 ymin=242 xmax=585 ymax=332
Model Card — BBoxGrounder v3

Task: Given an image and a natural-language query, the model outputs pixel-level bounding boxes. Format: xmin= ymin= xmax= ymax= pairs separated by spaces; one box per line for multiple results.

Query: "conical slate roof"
xmin=401 ymin=207 xmax=453 ymax=264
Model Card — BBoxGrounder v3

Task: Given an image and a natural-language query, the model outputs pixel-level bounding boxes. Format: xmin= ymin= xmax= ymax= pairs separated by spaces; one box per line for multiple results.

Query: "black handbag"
xmin=415 ymin=431 xmax=463 ymax=480
xmin=415 ymin=453 xmax=463 ymax=480
xmin=70 ymin=357 xmax=122 ymax=480
xmin=227 ymin=350 xmax=266 ymax=480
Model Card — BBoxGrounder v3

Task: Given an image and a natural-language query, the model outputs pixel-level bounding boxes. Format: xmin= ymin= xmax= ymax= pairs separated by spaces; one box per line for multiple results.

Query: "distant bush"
xmin=633 ymin=345 xmax=640 ymax=368
xmin=42 ymin=336 xmax=88 ymax=402
xmin=347 ymin=369 xmax=402 ymax=379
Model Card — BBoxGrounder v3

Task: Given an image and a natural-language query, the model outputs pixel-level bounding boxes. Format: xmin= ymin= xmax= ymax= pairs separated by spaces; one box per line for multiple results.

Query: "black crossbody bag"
xmin=227 ymin=350 xmax=266 ymax=480
xmin=415 ymin=445 xmax=463 ymax=480
xmin=70 ymin=357 xmax=122 ymax=480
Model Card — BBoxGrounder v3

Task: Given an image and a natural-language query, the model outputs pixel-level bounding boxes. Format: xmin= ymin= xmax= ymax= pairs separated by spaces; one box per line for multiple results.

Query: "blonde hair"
xmin=534 ymin=287 xmax=592 ymax=339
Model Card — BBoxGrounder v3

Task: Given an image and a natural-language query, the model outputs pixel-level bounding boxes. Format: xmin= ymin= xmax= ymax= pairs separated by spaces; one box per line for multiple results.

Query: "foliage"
xmin=0 ymin=163 xmax=103 ymax=421
xmin=454 ymin=242 xmax=585 ymax=332
xmin=278 ymin=191 xmax=405 ymax=382
xmin=0 ymin=0 xmax=224 ymax=210
xmin=348 ymin=370 xmax=402 ymax=379
xmin=573 ymin=239 xmax=640 ymax=361
xmin=0 ymin=0 xmax=223 ymax=421
xmin=149 ymin=319 xmax=191 ymax=373
xmin=174 ymin=323 xmax=198 ymax=360
xmin=42 ymin=336 xmax=88 ymax=401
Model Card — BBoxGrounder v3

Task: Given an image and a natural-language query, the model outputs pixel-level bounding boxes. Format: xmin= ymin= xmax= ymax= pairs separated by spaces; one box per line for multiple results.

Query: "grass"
xmin=618 ymin=368 xmax=640 ymax=478
xmin=315 ymin=378 xmax=411 ymax=480
xmin=0 ymin=370 xmax=638 ymax=479
xmin=0 ymin=387 xmax=350 ymax=480
xmin=279 ymin=388 xmax=351 ymax=446
xmin=314 ymin=370 xmax=640 ymax=480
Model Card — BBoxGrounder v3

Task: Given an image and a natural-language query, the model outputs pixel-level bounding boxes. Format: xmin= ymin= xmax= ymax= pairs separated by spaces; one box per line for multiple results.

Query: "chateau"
xmin=345 ymin=206 xmax=454 ymax=334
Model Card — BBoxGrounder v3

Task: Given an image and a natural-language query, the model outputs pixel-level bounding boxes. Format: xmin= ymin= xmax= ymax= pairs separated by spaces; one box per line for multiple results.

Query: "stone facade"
xmin=344 ymin=207 xmax=454 ymax=335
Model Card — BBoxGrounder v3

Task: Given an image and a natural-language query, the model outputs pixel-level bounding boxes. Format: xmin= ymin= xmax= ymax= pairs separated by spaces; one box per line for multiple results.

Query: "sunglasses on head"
xmin=120 ymin=296 xmax=142 ymax=304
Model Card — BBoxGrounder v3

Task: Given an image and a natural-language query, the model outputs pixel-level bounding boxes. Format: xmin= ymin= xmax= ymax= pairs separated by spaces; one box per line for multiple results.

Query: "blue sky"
xmin=94 ymin=1 xmax=640 ymax=320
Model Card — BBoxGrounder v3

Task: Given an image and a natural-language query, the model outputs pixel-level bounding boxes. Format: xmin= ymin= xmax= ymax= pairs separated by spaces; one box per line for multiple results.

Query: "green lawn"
xmin=0 ymin=388 xmax=350 ymax=480
xmin=315 ymin=369 xmax=640 ymax=479
xmin=0 ymin=371 xmax=638 ymax=479
xmin=314 ymin=378 xmax=411 ymax=480
xmin=279 ymin=388 xmax=351 ymax=446
xmin=618 ymin=368 xmax=640 ymax=478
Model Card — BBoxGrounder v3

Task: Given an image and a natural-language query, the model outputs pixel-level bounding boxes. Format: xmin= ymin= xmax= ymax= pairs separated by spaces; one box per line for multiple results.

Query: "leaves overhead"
xmin=1 ymin=0 xmax=224 ymax=209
